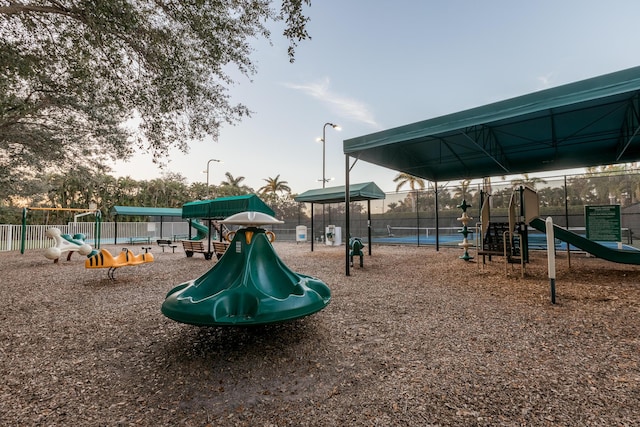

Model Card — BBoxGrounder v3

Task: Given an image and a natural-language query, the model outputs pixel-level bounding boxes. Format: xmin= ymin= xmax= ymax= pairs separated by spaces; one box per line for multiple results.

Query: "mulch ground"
xmin=1 ymin=242 xmax=639 ymax=426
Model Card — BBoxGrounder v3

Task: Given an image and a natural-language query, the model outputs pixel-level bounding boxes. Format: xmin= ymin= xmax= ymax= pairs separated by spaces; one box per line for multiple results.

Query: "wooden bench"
xmin=182 ymin=240 xmax=210 ymax=259
xmin=211 ymin=241 xmax=230 ymax=260
xmin=181 ymin=240 xmax=230 ymax=260
xmin=156 ymin=239 xmax=178 ymax=253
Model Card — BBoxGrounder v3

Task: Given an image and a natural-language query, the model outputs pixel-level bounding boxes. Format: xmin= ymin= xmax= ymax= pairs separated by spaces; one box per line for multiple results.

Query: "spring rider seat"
xmin=349 ymin=237 xmax=365 ymax=268
xmin=161 ymin=211 xmax=331 ymax=326
xmin=44 ymin=227 xmax=95 ymax=263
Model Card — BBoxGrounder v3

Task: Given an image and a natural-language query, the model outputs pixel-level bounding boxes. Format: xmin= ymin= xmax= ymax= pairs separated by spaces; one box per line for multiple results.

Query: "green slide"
xmin=530 ymin=217 xmax=640 ymax=265
xmin=190 ymin=219 xmax=209 ymax=240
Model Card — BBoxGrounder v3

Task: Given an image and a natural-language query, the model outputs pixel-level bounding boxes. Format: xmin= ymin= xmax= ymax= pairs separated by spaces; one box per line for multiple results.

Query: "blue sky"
xmin=111 ymin=0 xmax=640 ymax=194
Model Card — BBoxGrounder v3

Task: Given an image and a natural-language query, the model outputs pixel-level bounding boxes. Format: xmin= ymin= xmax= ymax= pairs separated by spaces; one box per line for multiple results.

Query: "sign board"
xmin=585 ymin=205 xmax=621 ymax=242
xmin=296 ymin=225 xmax=308 ymax=242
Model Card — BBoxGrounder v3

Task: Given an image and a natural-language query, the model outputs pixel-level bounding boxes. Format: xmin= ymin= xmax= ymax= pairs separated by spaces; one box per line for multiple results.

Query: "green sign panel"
xmin=585 ymin=205 xmax=621 ymax=242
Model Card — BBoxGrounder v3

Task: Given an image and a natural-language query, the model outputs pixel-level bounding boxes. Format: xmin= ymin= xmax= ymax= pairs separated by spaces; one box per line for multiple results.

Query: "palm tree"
xmin=220 ymin=172 xmax=246 ymax=187
xmin=258 ymin=174 xmax=291 ymax=196
xmin=393 ymin=173 xmax=425 ymax=192
xmin=393 ymin=173 xmax=425 ymax=211
xmin=217 ymin=172 xmax=252 ymax=196
xmin=452 ymin=179 xmax=475 ymax=201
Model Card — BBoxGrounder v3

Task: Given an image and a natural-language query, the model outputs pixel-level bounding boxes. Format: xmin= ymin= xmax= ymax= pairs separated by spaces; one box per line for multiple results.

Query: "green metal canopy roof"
xmin=294 ymin=182 xmax=385 ymax=204
xmin=182 ymin=194 xmax=274 ymax=219
xmin=344 ymin=66 xmax=640 ymax=182
xmin=110 ymin=206 xmax=182 ymax=217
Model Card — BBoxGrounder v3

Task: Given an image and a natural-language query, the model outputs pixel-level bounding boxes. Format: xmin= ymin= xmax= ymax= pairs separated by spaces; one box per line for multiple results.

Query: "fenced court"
xmin=306 ymin=171 xmax=640 ymax=251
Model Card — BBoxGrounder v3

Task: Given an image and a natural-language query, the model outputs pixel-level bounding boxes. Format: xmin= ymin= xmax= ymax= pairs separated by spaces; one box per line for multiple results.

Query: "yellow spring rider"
xmin=85 ymin=248 xmax=154 ymax=280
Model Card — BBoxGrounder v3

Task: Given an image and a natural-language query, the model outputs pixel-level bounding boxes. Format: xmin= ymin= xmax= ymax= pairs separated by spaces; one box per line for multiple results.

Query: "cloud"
xmin=536 ymin=73 xmax=554 ymax=89
xmin=283 ymin=77 xmax=380 ymax=128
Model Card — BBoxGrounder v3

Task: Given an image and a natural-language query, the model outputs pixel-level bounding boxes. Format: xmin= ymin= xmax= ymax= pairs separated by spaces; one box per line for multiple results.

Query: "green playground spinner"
xmin=161 ymin=211 xmax=331 ymax=326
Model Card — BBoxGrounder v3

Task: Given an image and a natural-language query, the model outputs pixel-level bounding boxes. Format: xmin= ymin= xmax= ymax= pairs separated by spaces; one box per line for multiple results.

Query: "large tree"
xmin=0 ymin=0 xmax=311 ymax=199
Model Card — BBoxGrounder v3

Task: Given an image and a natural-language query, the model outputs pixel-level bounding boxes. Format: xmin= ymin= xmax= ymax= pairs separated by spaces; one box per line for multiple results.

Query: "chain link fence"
xmin=4 ymin=170 xmax=640 ymax=252
xmin=277 ymin=171 xmax=640 ymax=248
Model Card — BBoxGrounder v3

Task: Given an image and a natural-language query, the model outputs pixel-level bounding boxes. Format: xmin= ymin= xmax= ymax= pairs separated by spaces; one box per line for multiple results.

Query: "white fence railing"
xmin=0 ymin=222 xmax=191 ymax=252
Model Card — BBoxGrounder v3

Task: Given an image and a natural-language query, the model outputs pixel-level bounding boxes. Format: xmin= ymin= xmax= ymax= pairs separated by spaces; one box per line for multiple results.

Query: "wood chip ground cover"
xmin=1 ymin=243 xmax=639 ymax=426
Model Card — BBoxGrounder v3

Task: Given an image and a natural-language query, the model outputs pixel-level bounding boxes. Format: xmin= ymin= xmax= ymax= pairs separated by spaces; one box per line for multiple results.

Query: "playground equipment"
xmin=349 ymin=237 xmax=365 ymax=268
xmin=190 ymin=218 xmax=210 ymax=240
xmin=457 ymin=199 xmax=474 ymax=261
xmin=85 ymin=248 xmax=154 ymax=280
xmin=181 ymin=194 xmax=272 ymax=259
xmin=524 ymin=188 xmax=640 ymax=265
xmin=162 ymin=211 xmax=331 ymax=326
xmin=478 ymin=186 xmax=640 ymax=276
xmin=21 ymin=206 xmax=102 ymax=254
xmin=43 ymin=227 xmax=95 ymax=262
xmin=477 ymin=188 xmax=528 ymax=275
xmin=545 ymin=217 xmax=557 ymax=304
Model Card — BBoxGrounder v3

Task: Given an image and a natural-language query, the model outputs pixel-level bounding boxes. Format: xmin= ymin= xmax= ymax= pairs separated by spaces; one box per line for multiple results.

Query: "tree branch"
xmin=0 ymin=2 xmax=74 ymax=18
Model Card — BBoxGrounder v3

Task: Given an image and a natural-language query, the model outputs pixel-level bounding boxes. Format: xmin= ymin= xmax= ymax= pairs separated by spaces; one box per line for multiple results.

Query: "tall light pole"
xmin=319 ymin=123 xmax=340 ymax=244
xmin=206 ymin=159 xmax=222 ymax=198
xmin=321 ymin=122 xmax=341 ymax=188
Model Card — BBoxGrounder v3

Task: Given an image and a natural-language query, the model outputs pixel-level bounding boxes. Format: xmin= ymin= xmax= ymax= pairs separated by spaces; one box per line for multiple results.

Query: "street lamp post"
xmin=206 ymin=159 xmax=222 ymax=198
xmin=319 ymin=123 xmax=340 ymax=245
xmin=321 ymin=122 xmax=340 ymax=189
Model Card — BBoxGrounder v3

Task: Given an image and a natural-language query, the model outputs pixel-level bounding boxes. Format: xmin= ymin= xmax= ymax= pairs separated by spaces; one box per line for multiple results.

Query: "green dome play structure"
xmin=161 ymin=212 xmax=331 ymax=326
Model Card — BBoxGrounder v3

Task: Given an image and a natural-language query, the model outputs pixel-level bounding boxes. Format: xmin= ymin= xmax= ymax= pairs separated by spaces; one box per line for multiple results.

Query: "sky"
xmin=111 ymin=0 xmax=640 ymax=194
